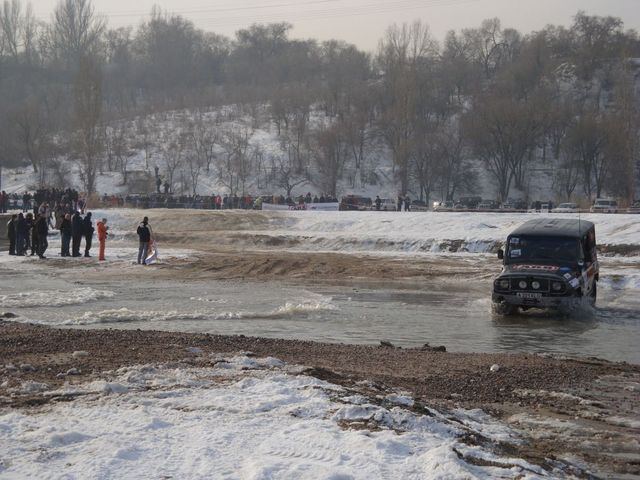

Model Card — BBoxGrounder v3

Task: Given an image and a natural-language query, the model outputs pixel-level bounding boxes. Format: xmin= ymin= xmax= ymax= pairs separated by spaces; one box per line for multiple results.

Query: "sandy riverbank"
xmin=1 ymin=320 xmax=639 ymax=477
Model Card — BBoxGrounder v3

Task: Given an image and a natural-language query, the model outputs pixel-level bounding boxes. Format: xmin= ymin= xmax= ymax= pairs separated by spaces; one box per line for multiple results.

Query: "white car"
xmin=590 ymin=199 xmax=618 ymax=213
xmin=371 ymin=198 xmax=397 ymax=211
xmin=627 ymin=201 xmax=640 ymax=214
xmin=552 ymin=203 xmax=579 ymax=213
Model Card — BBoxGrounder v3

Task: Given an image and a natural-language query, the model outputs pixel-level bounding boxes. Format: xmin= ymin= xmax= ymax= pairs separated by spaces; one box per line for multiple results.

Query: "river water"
xmin=1 ymin=249 xmax=639 ymax=364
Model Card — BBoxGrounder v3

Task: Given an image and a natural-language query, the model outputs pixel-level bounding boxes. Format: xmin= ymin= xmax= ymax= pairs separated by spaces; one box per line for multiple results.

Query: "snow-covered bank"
xmin=0 ymin=355 xmax=553 ymax=479
xmin=90 ymin=208 xmax=640 ymax=255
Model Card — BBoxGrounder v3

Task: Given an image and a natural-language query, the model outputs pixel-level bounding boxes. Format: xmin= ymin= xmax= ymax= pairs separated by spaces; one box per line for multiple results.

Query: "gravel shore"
xmin=2 ymin=320 xmax=639 ymax=477
xmin=0 ymin=320 xmax=624 ymax=407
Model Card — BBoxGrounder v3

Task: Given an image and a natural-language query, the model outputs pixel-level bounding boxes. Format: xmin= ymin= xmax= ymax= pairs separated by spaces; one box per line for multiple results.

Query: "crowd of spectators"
xmin=3 ymin=188 xmax=341 ymax=214
xmin=98 ymin=192 xmax=339 ymax=210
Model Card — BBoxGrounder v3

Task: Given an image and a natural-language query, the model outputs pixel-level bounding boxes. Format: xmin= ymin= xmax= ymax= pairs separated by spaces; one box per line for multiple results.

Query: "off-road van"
xmin=492 ymin=218 xmax=598 ymax=314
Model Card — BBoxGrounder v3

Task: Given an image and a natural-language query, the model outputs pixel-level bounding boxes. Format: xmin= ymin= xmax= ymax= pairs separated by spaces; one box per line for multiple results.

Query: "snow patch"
xmin=0 ymin=360 xmax=551 ymax=479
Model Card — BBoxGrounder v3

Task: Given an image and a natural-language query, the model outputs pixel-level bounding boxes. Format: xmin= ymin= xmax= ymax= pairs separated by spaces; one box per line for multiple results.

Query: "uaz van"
xmin=492 ymin=218 xmax=598 ymax=314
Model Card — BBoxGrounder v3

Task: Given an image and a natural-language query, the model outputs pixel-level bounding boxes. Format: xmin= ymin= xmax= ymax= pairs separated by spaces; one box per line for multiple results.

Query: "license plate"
xmin=517 ymin=292 xmax=542 ymax=299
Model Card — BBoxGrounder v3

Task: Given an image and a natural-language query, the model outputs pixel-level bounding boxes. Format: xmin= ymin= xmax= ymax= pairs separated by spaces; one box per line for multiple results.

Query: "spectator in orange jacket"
xmin=97 ymin=218 xmax=109 ymax=261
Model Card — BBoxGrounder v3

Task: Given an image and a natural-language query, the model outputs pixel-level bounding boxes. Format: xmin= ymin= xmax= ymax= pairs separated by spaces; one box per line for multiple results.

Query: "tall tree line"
xmin=0 ymin=0 xmax=638 ymax=201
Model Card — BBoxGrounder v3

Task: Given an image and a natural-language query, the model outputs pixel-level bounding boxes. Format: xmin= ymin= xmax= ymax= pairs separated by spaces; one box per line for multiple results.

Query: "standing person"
xmin=22 ymin=192 xmax=30 ymax=212
xmin=136 ymin=216 xmax=151 ymax=265
xmin=397 ymin=195 xmax=403 ymax=212
xmin=404 ymin=195 xmax=411 ymax=212
xmin=71 ymin=211 xmax=83 ymax=257
xmin=82 ymin=212 xmax=94 ymax=257
xmin=97 ymin=218 xmax=108 ymax=261
xmin=25 ymin=212 xmax=34 ymax=254
xmin=16 ymin=213 xmax=27 ymax=255
xmin=60 ymin=213 xmax=72 ymax=257
xmin=30 ymin=213 xmax=38 ymax=256
xmin=375 ymin=196 xmax=382 ymax=211
xmin=7 ymin=214 xmax=17 ymax=255
xmin=35 ymin=214 xmax=48 ymax=259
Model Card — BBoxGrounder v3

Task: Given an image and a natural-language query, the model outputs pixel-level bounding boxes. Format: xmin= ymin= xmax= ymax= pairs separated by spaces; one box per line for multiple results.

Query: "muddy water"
xmin=2 ymin=254 xmax=639 ymax=364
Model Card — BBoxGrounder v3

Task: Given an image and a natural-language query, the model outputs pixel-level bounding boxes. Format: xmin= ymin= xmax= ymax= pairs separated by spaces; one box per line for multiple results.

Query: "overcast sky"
xmin=32 ymin=0 xmax=640 ymax=51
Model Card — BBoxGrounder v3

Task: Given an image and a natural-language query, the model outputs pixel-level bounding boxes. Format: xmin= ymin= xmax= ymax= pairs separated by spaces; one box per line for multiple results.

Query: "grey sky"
xmin=32 ymin=0 xmax=640 ymax=51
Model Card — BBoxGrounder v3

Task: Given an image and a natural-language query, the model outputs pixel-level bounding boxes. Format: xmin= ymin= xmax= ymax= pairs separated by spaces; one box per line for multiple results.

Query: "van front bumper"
xmin=492 ymin=292 xmax=578 ymax=309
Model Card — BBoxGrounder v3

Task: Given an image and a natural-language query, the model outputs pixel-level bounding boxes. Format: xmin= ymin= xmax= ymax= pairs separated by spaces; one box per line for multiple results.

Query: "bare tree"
xmin=272 ymin=139 xmax=307 ymax=196
xmin=183 ymin=152 xmax=200 ymax=196
xmin=313 ymin=123 xmax=348 ymax=197
xmin=465 ymin=94 xmax=541 ymax=202
xmin=49 ymin=0 xmax=104 ymax=66
xmin=0 ymin=0 xmax=22 ymax=61
xmin=565 ymin=113 xmax=609 ymax=200
xmin=73 ymin=57 xmax=102 ymax=194
xmin=161 ymin=138 xmax=182 ymax=193
xmin=190 ymin=114 xmax=218 ymax=172
xmin=13 ymin=94 xmax=50 ymax=174
xmin=377 ymin=20 xmax=438 ymax=194
xmin=216 ymin=126 xmax=253 ymax=196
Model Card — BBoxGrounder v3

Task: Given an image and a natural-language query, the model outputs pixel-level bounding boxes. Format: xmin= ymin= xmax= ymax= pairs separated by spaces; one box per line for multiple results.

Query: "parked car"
xmin=590 ymin=198 xmax=618 ymax=213
xmin=433 ymin=201 xmax=454 ymax=211
xmin=340 ymin=195 xmax=372 ymax=211
xmin=411 ymin=200 xmax=428 ymax=211
xmin=457 ymin=196 xmax=482 ymax=209
xmin=552 ymin=202 xmax=579 ymax=213
xmin=500 ymin=199 xmax=527 ymax=211
xmin=627 ymin=201 xmax=640 ymax=214
xmin=530 ymin=201 xmax=551 ymax=212
xmin=477 ymin=200 xmax=498 ymax=210
xmin=492 ymin=218 xmax=598 ymax=315
xmin=371 ymin=198 xmax=397 ymax=211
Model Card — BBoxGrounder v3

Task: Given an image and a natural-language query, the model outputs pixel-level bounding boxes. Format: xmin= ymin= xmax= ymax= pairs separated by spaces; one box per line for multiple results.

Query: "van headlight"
xmin=552 ymin=282 xmax=563 ymax=291
xmin=531 ymin=281 xmax=540 ymax=290
xmin=518 ymin=280 xmax=527 ymax=289
xmin=499 ymin=280 xmax=510 ymax=289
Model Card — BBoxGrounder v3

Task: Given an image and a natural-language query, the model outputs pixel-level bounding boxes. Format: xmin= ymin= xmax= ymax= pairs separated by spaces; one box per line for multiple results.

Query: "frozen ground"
xmin=0 ymin=355 xmax=558 ymax=479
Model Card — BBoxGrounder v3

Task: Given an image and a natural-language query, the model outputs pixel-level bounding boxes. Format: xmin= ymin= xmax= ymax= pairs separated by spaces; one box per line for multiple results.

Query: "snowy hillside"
xmin=0 ymin=105 xmax=560 ymax=203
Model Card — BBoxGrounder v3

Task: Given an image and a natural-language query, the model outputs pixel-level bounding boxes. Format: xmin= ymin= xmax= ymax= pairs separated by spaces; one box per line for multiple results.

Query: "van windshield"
xmin=506 ymin=236 xmax=579 ymax=264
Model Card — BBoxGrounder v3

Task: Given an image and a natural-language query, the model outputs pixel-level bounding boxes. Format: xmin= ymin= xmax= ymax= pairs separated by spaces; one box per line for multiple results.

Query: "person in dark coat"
xmin=16 ymin=213 xmax=28 ymax=255
xmin=35 ymin=214 xmax=48 ymax=259
xmin=7 ymin=214 xmax=17 ymax=255
xmin=29 ymin=213 xmax=38 ymax=256
xmin=136 ymin=216 xmax=151 ymax=265
xmin=375 ymin=196 xmax=382 ymax=211
xmin=82 ymin=212 xmax=94 ymax=257
xmin=60 ymin=213 xmax=72 ymax=257
xmin=71 ymin=211 xmax=83 ymax=257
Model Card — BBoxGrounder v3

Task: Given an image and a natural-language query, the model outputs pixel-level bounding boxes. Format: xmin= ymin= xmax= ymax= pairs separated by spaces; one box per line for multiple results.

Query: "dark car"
xmin=411 ymin=200 xmax=428 ymax=211
xmin=458 ymin=196 xmax=482 ymax=209
xmin=492 ymin=218 xmax=598 ymax=315
xmin=627 ymin=201 xmax=640 ymax=214
xmin=340 ymin=195 xmax=372 ymax=211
